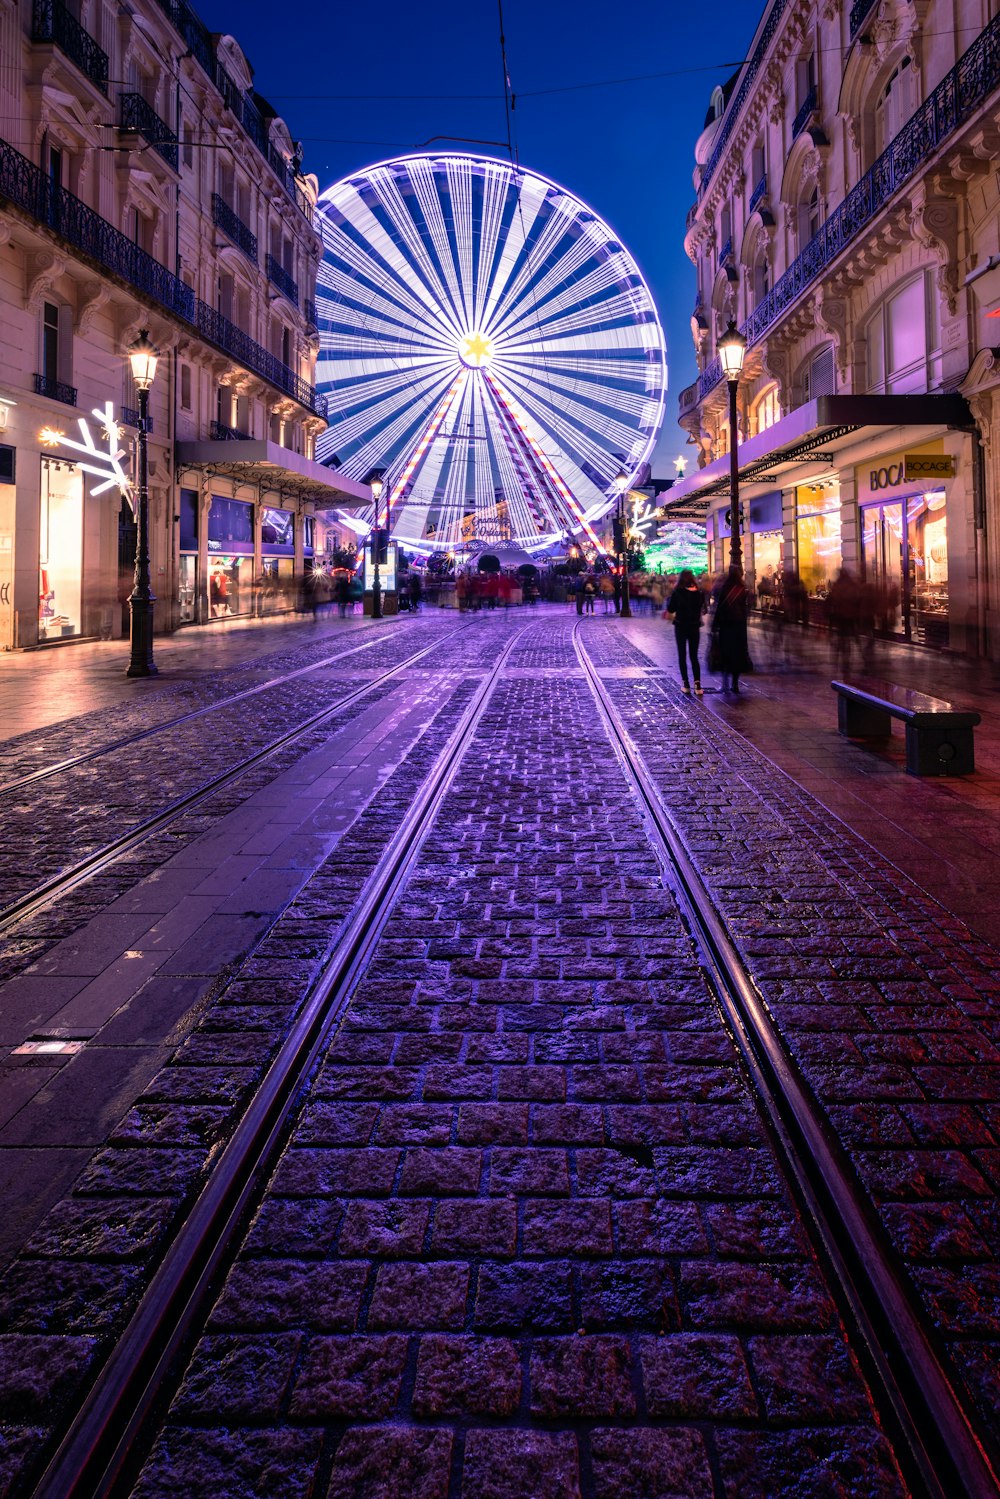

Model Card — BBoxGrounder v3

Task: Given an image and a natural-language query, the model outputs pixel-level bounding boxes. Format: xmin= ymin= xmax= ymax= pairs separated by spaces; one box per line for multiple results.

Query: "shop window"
xmin=0 ymin=445 xmax=14 ymax=484
xmin=39 ymin=458 xmax=83 ymax=640
xmin=751 ymin=383 xmax=781 ymax=436
xmin=865 ymin=272 xmax=941 ymax=394
xmin=796 ymin=483 xmax=842 ymax=599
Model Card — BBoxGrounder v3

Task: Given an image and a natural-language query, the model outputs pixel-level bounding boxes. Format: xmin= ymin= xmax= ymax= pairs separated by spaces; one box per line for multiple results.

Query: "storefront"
xmin=795 ymin=480 xmax=842 ymax=602
xmin=747 ymin=490 xmax=783 ymax=601
xmin=857 ymin=444 xmax=952 ymax=648
xmin=260 ymin=505 xmax=295 ymax=612
xmin=208 ymin=496 xmax=254 ymax=617
xmin=178 ymin=488 xmax=199 ymax=624
xmin=38 ymin=457 xmax=83 ymax=641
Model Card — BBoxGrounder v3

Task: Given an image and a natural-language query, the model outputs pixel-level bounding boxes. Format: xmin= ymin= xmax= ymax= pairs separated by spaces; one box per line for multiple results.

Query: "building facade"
xmin=0 ymin=0 xmax=366 ymax=651
xmin=669 ymin=0 xmax=1000 ymax=658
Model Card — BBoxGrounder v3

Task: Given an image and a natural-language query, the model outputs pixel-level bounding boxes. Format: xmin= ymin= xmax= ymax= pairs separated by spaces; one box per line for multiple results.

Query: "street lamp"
xmin=126 ymin=329 xmax=159 ymax=677
xmin=365 ymin=467 xmax=387 ymax=619
xmin=718 ymin=319 xmax=747 ymax=574
xmin=614 ymin=468 xmax=632 ymax=618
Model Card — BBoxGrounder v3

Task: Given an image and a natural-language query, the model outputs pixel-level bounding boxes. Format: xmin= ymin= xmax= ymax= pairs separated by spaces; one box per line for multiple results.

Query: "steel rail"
xmin=0 ymin=618 xmax=390 ymax=798
xmin=0 ymin=619 xmax=473 ymax=937
xmin=31 ymin=624 xmax=531 ymax=1499
xmin=574 ymin=622 xmax=999 ymax=1499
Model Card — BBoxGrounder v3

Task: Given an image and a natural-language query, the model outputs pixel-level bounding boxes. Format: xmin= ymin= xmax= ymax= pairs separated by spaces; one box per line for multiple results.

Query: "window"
xmin=752 ymin=253 xmax=770 ymax=308
xmin=751 ymin=140 xmax=765 ymax=191
xmin=42 ymin=301 xmax=60 ymax=384
xmin=180 ymin=364 xmax=192 ymax=410
xmin=710 ymin=86 xmax=725 ymax=121
xmin=719 ymin=202 xmax=732 ymax=252
xmin=218 ymin=271 xmax=234 ymax=321
xmin=865 ymin=272 xmax=941 ymax=394
xmin=752 ymin=384 xmax=781 ymax=436
xmin=798 ymin=188 xmax=820 ymax=245
xmin=282 ymin=327 xmax=291 ymax=367
xmin=795 ymin=53 xmax=816 ymax=111
xmin=183 ymin=124 xmax=194 ymax=170
xmin=875 ymin=57 xmax=917 ymax=156
xmin=803 ymin=345 xmax=835 ymax=400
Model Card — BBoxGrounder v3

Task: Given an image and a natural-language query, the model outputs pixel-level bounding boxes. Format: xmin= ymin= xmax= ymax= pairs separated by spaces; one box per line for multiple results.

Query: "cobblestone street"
xmin=0 ymin=609 xmax=998 ymax=1497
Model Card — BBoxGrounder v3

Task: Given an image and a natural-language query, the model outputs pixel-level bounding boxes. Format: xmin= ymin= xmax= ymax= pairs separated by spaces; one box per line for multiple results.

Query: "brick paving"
xmin=131 ymin=624 xmax=907 ymax=1498
xmin=1 ymin=609 xmax=999 ymax=1494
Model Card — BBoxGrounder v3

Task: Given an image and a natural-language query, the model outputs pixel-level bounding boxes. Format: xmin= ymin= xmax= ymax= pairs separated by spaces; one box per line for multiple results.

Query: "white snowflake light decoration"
xmin=39 ymin=402 xmax=133 ymax=502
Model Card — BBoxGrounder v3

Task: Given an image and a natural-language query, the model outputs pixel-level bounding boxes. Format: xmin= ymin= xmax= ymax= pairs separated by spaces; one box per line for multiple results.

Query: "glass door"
xmin=861 ymin=502 xmax=904 ymax=638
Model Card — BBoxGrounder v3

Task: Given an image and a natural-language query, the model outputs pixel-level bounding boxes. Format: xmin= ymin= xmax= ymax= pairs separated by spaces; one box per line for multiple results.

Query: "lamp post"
xmin=365 ymin=467 xmax=387 ymax=619
xmin=614 ymin=468 xmax=632 ymax=618
xmin=126 ymin=329 xmax=159 ymax=677
xmin=718 ymin=320 xmax=747 ymax=575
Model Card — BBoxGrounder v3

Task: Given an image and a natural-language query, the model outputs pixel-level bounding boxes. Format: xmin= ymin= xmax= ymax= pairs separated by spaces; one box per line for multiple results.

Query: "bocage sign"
xmin=859 ymin=449 xmax=955 ymax=503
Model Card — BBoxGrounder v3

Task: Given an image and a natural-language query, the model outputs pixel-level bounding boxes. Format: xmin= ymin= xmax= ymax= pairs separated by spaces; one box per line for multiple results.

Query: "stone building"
xmin=0 ymin=0 xmax=366 ymax=650
xmin=667 ymin=0 xmax=1000 ymax=658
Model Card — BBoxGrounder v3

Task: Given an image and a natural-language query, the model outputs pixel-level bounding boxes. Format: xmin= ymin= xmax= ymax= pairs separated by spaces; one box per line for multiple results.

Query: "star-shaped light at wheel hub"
xmin=458 ymin=331 xmax=495 ymax=368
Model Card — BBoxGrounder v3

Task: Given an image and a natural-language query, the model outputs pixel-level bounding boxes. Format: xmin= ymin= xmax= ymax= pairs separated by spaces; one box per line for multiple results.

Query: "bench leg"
xmin=905 ymin=724 xmax=976 ymax=776
xmin=838 ymin=697 xmax=892 ymax=739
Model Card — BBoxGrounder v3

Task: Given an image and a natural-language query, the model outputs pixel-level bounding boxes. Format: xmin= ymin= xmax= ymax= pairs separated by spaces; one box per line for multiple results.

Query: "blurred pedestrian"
xmin=665 ymin=568 xmax=706 ymax=695
xmin=711 ymin=565 xmax=753 ymax=693
xmin=826 ymin=567 xmax=860 ymax=676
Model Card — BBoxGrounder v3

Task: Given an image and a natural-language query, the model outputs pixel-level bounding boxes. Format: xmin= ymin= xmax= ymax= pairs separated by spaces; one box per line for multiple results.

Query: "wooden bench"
xmin=831 ymin=678 xmax=981 ymax=776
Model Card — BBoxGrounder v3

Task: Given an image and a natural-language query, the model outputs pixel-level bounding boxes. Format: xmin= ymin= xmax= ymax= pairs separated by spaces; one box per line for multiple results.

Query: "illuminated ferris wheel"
xmin=313 ymin=153 xmax=667 ymax=553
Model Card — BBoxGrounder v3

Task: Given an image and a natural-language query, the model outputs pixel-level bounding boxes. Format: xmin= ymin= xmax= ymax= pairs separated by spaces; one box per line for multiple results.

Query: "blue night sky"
xmin=202 ymin=0 xmax=760 ymax=477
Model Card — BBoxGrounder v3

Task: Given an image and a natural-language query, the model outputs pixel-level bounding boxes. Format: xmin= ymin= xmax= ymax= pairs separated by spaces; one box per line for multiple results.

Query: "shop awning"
xmin=175 ymin=440 xmax=372 ymax=508
xmin=664 ymin=393 xmax=974 ymax=518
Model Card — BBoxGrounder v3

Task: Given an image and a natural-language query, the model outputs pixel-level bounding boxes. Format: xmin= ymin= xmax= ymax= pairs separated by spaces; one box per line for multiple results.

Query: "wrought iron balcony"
xmin=122 ymin=407 xmax=153 ymax=433
xmin=34 ymin=372 xmax=76 ymax=405
xmin=849 ymin=0 xmax=878 ymax=41
xmin=266 ymin=253 xmax=299 ymax=306
xmin=212 ymin=194 xmax=257 ymax=262
xmin=119 ymin=93 xmax=178 ymax=170
xmin=0 ymin=136 xmax=323 ymax=416
xmin=719 ymin=236 xmax=733 ymax=266
xmin=695 ymin=7 xmax=1000 ymax=405
xmin=792 ymin=86 xmax=818 ymax=141
xmin=748 ymin=175 xmax=767 ymax=214
xmin=31 ymin=0 xmax=108 ymax=94
xmin=210 ymin=419 xmax=252 ymax=441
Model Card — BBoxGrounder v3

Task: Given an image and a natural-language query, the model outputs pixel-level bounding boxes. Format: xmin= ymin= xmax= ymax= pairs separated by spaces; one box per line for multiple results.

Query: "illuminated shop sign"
xmin=857 ymin=443 xmax=954 ymax=504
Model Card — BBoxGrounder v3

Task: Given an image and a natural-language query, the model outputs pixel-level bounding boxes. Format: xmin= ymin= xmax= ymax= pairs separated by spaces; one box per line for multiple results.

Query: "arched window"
xmin=798 ymin=188 xmax=820 ymax=246
xmin=865 ymin=272 xmax=941 ymax=394
xmin=752 ymin=252 xmax=770 ymax=309
xmin=751 ymin=384 xmax=781 ymax=436
xmin=710 ymin=86 xmax=725 ymax=121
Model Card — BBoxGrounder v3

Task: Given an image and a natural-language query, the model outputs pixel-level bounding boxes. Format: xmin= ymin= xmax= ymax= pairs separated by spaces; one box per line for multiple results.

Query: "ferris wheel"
xmin=313 ymin=153 xmax=667 ymax=553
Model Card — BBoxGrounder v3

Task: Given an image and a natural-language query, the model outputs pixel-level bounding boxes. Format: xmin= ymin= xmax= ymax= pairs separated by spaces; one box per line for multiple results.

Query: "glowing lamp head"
xmin=365 ymin=466 xmax=386 ymax=502
xmin=127 ymin=329 xmax=160 ymax=391
xmin=459 ymin=331 xmax=494 ymax=369
xmin=718 ymin=321 xmax=747 ymax=381
xmin=613 ymin=469 xmax=629 ymax=496
xmin=39 ymin=427 xmax=64 ymax=448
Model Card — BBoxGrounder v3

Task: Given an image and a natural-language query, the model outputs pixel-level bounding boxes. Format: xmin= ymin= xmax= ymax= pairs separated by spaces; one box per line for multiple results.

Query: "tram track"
xmin=572 ymin=622 xmax=999 ymax=1499
xmin=0 ymin=619 xmax=391 ymax=798
xmin=0 ymin=618 xmax=474 ymax=938
xmin=27 ymin=624 xmax=531 ymax=1499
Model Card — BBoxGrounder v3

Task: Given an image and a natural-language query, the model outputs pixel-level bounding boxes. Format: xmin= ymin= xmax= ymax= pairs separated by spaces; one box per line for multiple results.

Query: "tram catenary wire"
xmin=0 ymin=617 xmax=477 ymax=937
xmin=572 ymin=621 xmax=999 ymax=1499
xmin=28 ymin=624 xmax=532 ymax=1499
xmin=0 ymin=617 xmax=391 ymax=798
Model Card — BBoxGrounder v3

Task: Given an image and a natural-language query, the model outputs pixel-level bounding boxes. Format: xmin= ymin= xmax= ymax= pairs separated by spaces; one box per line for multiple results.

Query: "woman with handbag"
xmin=711 ymin=565 xmax=753 ymax=693
xmin=665 ymin=569 xmax=706 ymax=695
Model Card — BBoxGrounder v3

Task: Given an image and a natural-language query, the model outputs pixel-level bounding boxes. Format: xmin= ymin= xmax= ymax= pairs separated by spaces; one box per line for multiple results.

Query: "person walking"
xmin=665 ymin=569 xmax=706 ymax=695
xmin=711 ymin=565 xmax=753 ymax=693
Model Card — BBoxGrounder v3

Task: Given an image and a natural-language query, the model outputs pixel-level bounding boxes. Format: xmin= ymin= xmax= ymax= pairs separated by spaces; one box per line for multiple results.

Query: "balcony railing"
xmin=31 ymin=0 xmax=108 ymax=94
xmin=699 ymin=0 xmax=790 ymax=199
xmin=119 ymin=93 xmax=178 ymax=170
xmin=210 ymin=420 xmax=252 ymax=441
xmin=748 ymin=174 xmax=767 ymax=214
xmin=35 ymin=372 xmax=76 ymax=405
xmin=850 ymin=0 xmax=878 ymax=41
xmin=145 ymin=0 xmax=310 ymax=216
xmin=121 ymin=407 xmax=153 ymax=432
xmin=697 ymin=8 xmax=1000 ymax=404
xmin=212 ymin=194 xmax=257 ymax=262
xmin=792 ymin=86 xmax=818 ymax=141
xmin=719 ymin=236 xmax=733 ymax=266
xmin=0 ymin=136 xmax=323 ymax=416
xmin=266 ymin=254 xmax=299 ymax=306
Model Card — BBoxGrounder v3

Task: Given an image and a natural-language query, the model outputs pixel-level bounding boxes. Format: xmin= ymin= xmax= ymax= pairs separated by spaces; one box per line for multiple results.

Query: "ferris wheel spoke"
xmin=385 ymin=160 xmax=470 ymax=335
xmin=496 ymin=363 xmax=647 ymax=490
xmin=326 ymin=367 xmax=460 ymax=480
xmin=501 ymin=358 xmax=656 ymax=439
xmin=484 ymin=199 xmax=582 ymax=339
xmin=318 ymin=220 xmax=460 ymax=347
xmin=318 ymin=267 xmax=456 ymax=352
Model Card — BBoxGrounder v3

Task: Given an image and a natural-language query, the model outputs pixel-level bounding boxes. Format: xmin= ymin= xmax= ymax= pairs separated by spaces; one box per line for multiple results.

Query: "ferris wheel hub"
xmin=458 ymin=331 xmax=495 ymax=369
